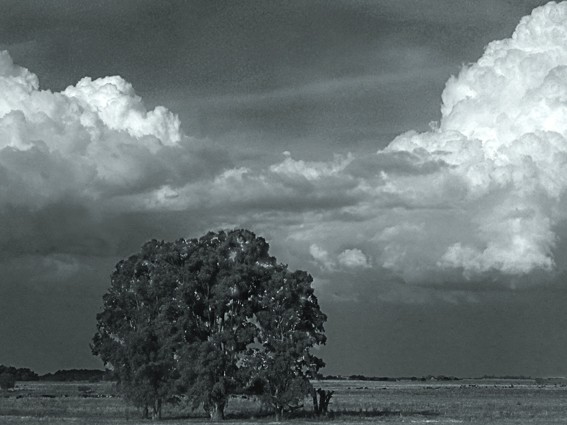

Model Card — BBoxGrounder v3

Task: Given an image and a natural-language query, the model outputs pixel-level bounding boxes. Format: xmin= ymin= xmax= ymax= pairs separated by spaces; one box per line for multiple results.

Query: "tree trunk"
xmin=274 ymin=406 xmax=284 ymax=422
xmin=142 ymin=403 xmax=149 ymax=419
xmin=209 ymin=401 xmax=225 ymax=421
xmin=151 ymin=398 xmax=162 ymax=420
xmin=311 ymin=387 xmax=320 ymax=415
xmin=316 ymin=389 xmax=334 ymax=415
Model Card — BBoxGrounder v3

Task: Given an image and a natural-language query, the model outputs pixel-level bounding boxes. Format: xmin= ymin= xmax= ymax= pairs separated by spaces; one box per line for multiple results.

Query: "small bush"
xmin=0 ymin=372 xmax=16 ymax=390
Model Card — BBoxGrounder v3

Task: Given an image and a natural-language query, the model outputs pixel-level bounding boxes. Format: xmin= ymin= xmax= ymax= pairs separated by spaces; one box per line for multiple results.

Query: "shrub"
xmin=0 ymin=372 xmax=16 ymax=390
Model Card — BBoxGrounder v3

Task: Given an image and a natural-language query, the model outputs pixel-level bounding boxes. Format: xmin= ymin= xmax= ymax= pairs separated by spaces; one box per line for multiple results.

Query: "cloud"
xmin=240 ymin=1 xmax=567 ymax=286
xmin=63 ymin=76 xmax=181 ymax=149
xmin=0 ymin=50 xmax=185 ymax=204
xmin=310 ymin=244 xmax=335 ymax=270
xmin=0 ymin=50 xmax=231 ymax=263
xmin=309 ymin=244 xmax=370 ymax=272
xmin=381 ymin=1 xmax=567 ymax=276
xmin=337 ymin=248 xmax=370 ymax=268
xmin=270 ymin=151 xmax=353 ymax=180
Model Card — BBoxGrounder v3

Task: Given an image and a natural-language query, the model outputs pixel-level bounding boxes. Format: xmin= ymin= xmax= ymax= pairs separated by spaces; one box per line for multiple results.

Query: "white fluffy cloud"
xmin=63 ymin=76 xmax=181 ymax=150
xmin=383 ymin=1 xmax=567 ymax=275
xmin=309 ymin=244 xmax=370 ymax=271
xmin=250 ymin=1 xmax=567 ymax=282
xmin=310 ymin=244 xmax=335 ymax=270
xmin=0 ymin=50 xmax=229 ymax=264
xmin=0 ymin=50 xmax=183 ymax=210
xmin=337 ymin=249 xmax=370 ymax=268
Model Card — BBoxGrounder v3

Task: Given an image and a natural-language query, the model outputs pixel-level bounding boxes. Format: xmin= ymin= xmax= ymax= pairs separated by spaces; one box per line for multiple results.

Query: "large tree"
xmin=92 ymin=229 xmax=327 ymax=421
xmin=91 ymin=241 xmax=180 ymax=419
xmin=247 ymin=268 xmax=327 ymax=420
xmin=172 ymin=229 xmax=278 ymax=420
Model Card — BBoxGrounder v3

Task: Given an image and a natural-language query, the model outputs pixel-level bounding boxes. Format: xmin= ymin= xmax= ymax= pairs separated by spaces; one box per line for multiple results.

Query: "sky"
xmin=2 ymin=0 xmax=567 ymax=377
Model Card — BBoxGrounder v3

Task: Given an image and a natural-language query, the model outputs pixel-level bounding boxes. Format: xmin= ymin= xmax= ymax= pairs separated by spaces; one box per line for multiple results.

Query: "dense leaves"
xmin=92 ymin=239 xmax=184 ymax=419
xmin=246 ymin=268 xmax=326 ymax=420
xmin=92 ymin=229 xmax=326 ymax=420
xmin=0 ymin=366 xmax=38 ymax=382
xmin=39 ymin=369 xmax=106 ymax=382
xmin=0 ymin=372 xmax=16 ymax=390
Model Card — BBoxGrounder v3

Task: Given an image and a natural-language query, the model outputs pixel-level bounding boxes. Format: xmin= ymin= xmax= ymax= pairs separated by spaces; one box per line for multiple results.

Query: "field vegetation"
xmin=3 ymin=378 xmax=567 ymax=424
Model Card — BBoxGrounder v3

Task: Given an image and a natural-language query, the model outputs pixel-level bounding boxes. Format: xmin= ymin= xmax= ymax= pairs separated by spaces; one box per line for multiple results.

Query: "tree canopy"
xmin=0 ymin=372 xmax=16 ymax=390
xmin=92 ymin=229 xmax=327 ymax=420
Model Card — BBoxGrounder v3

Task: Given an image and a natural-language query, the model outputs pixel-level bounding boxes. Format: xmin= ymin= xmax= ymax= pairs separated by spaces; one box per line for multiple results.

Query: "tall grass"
xmin=3 ymin=379 xmax=567 ymax=424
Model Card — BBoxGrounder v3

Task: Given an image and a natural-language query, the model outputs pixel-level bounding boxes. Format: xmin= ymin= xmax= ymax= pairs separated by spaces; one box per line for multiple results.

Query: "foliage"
xmin=39 ymin=369 xmax=106 ymax=382
xmin=92 ymin=240 xmax=181 ymax=419
xmin=0 ymin=372 xmax=16 ymax=390
xmin=0 ymin=365 xmax=38 ymax=381
xmin=172 ymin=229 xmax=281 ymax=420
xmin=245 ymin=268 xmax=327 ymax=420
xmin=92 ymin=229 xmax=327 ymax=421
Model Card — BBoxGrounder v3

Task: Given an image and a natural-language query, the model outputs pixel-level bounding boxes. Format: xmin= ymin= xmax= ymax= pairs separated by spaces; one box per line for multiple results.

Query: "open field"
xmin=2 ymin=379 xmax=567 ymax=424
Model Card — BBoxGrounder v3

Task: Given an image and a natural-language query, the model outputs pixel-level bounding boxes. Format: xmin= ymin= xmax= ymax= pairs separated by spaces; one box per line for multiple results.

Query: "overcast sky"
xmin=3 ymin=0 xmax=567 ymax=377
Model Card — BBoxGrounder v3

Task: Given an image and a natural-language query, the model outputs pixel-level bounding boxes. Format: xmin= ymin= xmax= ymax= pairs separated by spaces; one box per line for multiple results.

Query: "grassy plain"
xmin=2 ymin=379 xmax=567 ymax=424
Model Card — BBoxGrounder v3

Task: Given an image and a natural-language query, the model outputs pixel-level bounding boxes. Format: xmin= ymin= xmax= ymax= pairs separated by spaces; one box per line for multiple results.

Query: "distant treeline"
xmin=0 ymin=365 xmax=107 ymax=382
xmin=39 ymin=369 xmax=108 ymax=382
xmin=0 ymin=365 xmax=39 ymax=381
xmin=322 ymin=375 xmax=536 ymax=381
xmin=478 ymin=375 xmax=532 ymax=380
xmin=0 ymin=365 xmax=537 ymax=383
xmin=322 ymin=374 xmax=460 ymax=382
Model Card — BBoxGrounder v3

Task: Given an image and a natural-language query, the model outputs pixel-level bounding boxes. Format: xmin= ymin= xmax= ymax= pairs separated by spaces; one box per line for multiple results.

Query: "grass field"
xmin=2 ymin=379 xmax=567 ymax=424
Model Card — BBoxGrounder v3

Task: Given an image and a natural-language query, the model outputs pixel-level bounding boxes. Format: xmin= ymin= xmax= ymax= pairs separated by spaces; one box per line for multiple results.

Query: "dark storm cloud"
xmin=346 ymin=150 xmax=447 ymax=178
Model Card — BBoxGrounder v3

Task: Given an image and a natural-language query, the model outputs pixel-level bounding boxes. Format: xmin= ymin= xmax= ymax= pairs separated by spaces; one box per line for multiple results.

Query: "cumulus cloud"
xmin=308 ymin=244 xmax=370 ymax=272
xmin=310 ymin=244 xmax=335 ymax=270
xmin=244 ymin=1 xmax=567 ymax=284
xmin=270 ymin=151 xmax=353 ymax=180
xmin=0 ymin=50 xmax=185 ymax=207
xmin=0 ymin=50 xmax=230 ymax=263
xmin=337 ymin=249 xmax=371 ymax=268
xmin=382 ymin=1 xmax=567 ymax=275
xmin=64 ymin=76 xmax=181 ymax=150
